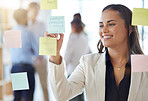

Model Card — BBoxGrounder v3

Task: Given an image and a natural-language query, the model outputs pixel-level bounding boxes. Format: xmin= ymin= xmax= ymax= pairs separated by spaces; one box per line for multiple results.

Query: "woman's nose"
xmin=102 ymin=25 xmax=109 ymax=33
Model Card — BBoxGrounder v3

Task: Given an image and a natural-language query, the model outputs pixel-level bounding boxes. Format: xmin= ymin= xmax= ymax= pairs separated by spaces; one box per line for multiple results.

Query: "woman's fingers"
xmin=57 ymin=34 xmax=64 ymax=45
xmin=59 ymin=33 xmax=64 ymax=38
xmin=45 ymin=32 xmax=58 ymax=38
xmin=57 ymin=33 xmax=64 ymax=53
xmin=59 ymin=33 xmax=64 ymax=40
xmin=46 ymin=34 xmax=58 ymax=38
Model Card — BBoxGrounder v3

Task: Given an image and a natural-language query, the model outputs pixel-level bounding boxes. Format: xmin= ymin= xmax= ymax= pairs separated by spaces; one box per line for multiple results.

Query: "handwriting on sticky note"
xmin=39 ymin=37 xmax=57 ymax=56
xmin=48 ymin=16 xmax=65 ymax=33
xmin=10 ymin=72 xmax=29 ymax=91
xmin=40 ymin=0 xmax=57 ymax=10
xmin=132 ymin=8 xmax=148 ymax=26
xmin=48 ymin=0 xmax=54 ymax=2
xmin=4 ymin=30 xmax=22 ymax=48
xmin=131 ymin=55 xmax=148 ymax=72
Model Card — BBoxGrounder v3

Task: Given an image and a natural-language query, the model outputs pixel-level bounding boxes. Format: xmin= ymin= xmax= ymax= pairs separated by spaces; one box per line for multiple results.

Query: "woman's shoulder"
xmin=80 ymin=53 xmax=105 ymax=64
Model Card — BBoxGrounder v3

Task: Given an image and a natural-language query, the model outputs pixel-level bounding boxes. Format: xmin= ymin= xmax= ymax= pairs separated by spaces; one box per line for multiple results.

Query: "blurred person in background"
xmin=10 ymin=8 xmax=38 ymax=101
xmin=64 ymin=19 xmax=91 ymax=101
xmin=27 ymin=2 xmax=49 ymax=101
xmin=73 ymin=13 xmax=85 ymax=28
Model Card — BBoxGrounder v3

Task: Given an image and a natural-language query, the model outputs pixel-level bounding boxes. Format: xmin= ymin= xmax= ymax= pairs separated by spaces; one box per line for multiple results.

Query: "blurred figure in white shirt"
xmin=27 ymin=2 xmax=49 ymax=101
xmin=64 ymin=17 xmax=91 ymax=101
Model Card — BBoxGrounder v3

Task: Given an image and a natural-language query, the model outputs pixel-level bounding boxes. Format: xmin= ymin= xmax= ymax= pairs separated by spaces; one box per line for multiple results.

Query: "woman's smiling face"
xmin=99 ymin=9 xmax=128 ymax=48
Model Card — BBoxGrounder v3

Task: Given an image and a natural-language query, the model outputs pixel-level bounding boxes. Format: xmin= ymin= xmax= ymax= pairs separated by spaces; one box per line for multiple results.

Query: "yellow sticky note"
xmin=132 ymin=8 xmax=148 ymax=26
xmin=39 ymin=37 xmax=57 ymax=56
xmin=41 ymin=0 xmax=57 ymax=10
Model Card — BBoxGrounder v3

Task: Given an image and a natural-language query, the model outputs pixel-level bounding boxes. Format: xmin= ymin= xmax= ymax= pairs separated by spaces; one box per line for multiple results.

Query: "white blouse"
xmin=64 ymin=33 xmax=91 ymax=75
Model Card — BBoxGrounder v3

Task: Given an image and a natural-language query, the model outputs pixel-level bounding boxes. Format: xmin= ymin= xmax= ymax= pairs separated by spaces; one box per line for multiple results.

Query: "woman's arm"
xmin=45 ymin=32 xmax=85 ymax=101
xmin=48 ymin=55 xmax=85 ymax=101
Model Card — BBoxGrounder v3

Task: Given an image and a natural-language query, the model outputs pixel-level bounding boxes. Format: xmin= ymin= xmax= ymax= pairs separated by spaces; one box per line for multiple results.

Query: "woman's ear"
xmin=129 ymin=26 xmax=133 ymax=35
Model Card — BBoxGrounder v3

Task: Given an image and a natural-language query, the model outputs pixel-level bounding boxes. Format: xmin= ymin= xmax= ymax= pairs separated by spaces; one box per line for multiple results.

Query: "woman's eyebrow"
xmin=107 ymin=20 xmax=116 ymax=23
xmin=99 ymin=20 xmax=116 ymax=24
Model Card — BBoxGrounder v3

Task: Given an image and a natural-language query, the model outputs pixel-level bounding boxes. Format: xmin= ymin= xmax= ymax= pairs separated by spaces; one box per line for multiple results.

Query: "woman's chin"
xmin=103 ymin=43 xmax=111 ymax=48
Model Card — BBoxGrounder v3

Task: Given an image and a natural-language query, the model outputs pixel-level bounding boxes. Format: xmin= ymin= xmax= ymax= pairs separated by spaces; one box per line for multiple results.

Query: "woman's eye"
xmin=109 ymin=23 xmax=115 ymax=26
xmin=99 ymin=25 xmax=104 ymax=28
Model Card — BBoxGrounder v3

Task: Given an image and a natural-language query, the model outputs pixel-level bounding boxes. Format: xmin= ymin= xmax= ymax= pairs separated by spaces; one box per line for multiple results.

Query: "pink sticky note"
xmin=4 ymin=30 xmax=22 ymax=48
xmin=131 ymin=55 xmax=148 ymax=72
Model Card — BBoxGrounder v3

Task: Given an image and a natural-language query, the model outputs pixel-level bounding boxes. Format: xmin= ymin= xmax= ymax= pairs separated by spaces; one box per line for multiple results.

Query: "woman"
xmin=64 ymin=19 xmax=91 ymax=101
xmin=73 ymin=13 xmax=85 ymax=27
xmin=46 ymin=4 xmax=148 ymax=101
xmin=65 ymin=19 xmax=90 ymax=77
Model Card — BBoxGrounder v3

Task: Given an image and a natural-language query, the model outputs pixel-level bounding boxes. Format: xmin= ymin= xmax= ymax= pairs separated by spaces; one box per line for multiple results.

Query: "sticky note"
xmin=132 ymin=8 xmax=148 ymax=26
xmin=4 ymin=30 xmax=21 ymax=48
xmin=131 ymin=55 xmax=148 ymax=72
xmin=10 ymin=72 xmax=29 ymax=91
xmin=41 ymin=0 xmax=57 ymax=10
xmin=39 ymin=37 xmax=57 ymax=56
xmin=48 ymin=16 xmax=65 ymax=33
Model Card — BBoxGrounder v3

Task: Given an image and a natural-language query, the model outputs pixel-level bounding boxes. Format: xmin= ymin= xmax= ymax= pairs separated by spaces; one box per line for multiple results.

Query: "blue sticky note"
xmin=10 ymin=72 xmax=29 ymax=91
xmin=48 ymin=16 xmax=65 ymax=33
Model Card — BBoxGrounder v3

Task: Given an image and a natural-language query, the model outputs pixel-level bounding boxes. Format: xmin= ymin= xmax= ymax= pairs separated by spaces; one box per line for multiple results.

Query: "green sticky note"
xmin=48 ymin=16 xmax=65 ymax=33
xmin=41 ymin=0 xmax=57 ymax=10
xmin=132 ymin=8 xmax=148 ymax=26
xmin=10 ymin=72 xmax=29 ymax=91
xmin=39 ymin=37 xmax=57 ymax=56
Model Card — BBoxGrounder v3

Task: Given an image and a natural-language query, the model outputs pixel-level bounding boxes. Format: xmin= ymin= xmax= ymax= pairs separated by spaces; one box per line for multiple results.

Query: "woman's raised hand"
xmin=45 ymin=32 xmax=64 ymax=64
